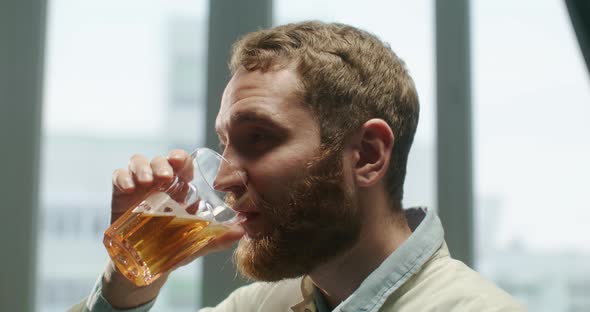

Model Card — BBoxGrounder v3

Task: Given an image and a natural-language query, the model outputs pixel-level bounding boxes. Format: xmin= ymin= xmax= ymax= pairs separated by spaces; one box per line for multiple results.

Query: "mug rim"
xmin=191 ymin=147 xmax=246 ymax=211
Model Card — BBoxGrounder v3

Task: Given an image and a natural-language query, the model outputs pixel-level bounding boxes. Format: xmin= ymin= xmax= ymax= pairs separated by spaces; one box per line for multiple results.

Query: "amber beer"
xmin=103 ymin=189 xmax=230 ymax=286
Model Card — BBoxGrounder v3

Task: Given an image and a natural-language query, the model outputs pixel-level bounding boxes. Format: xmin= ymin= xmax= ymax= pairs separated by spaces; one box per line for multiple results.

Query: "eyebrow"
xmin=216 ymin=110 xmax=287 ymax=142
xmin=231 ymin=110 xmax=280 ymax=127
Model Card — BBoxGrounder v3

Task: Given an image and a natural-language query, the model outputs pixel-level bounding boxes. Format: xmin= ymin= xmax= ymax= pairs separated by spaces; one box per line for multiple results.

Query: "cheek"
xmin=246 ymin=146 xmax=316 ymax=201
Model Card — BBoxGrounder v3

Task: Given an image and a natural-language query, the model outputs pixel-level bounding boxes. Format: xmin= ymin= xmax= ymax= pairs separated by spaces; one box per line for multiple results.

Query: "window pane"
xmin=274 ymin=0 xmax=436 ymax=210
xmin=39 ymin=1 xmax=208 ymax=311
xmin=473 ymin=1 xmax=590 ymax=311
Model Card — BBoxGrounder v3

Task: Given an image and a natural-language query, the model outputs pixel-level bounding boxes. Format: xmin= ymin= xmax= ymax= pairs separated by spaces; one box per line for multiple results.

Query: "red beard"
xmin=232 ymin=147 xmax=362 ymax=281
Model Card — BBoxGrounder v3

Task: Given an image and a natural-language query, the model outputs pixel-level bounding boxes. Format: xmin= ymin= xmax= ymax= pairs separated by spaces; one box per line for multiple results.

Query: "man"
xmin=71 ymin=21 xmax=525 ymax=311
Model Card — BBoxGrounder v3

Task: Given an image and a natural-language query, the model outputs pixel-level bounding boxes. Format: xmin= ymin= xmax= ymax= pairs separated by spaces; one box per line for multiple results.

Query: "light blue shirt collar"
xmin=318 ymin=207 xmax=445 ymax=312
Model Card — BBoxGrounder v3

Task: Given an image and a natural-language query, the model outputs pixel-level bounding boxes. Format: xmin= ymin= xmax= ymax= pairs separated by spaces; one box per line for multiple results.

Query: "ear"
xmin=352 ymin=119 xmax=394 ymax=187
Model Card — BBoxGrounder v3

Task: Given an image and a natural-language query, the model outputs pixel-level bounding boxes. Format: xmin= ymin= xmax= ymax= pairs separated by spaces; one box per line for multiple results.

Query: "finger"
xmin=128 ymin=154 xmax=154 ymax=186
xmin=112 ymin=168 xmax=135 ymax=194
xmin=167 ymin=149 xmax=194 ymax=182
xmin=150 ymin=155 xmax=174 ymax=181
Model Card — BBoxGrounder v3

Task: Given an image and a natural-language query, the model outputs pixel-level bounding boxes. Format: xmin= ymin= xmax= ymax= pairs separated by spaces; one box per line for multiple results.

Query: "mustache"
xmin=224 ymin=190 xmax=274 ymax=215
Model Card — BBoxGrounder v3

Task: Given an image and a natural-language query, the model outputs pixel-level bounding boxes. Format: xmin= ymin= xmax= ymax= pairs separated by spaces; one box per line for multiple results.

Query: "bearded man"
xmin=71 ymin=21 xmax=525 ymax=311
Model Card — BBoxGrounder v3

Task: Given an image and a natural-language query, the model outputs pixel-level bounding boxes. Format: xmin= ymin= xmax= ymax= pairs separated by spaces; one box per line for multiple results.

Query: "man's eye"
xmin=230 ymin=128 xmax=279 ymax=158
xmin=249 ymin=132 xmax=266 ymax=144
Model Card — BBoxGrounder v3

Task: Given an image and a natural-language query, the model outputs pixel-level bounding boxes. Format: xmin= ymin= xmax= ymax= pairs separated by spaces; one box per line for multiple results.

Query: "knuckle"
xmin=150 ymin=155 xmax=166 ymax=166
xmin=168 ymin=149 xmax=188 ymax=159
xmin=112 ymin=168 xmax=126 ymax=179
xmin=112 ymin=169 xmax=128 ymax=186
xmin=129 ymin=153 xmax=146 ymax=164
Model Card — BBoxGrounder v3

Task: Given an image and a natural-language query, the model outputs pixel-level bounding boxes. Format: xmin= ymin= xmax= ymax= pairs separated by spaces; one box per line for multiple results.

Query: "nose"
xmin=213 ymin=160 xmax=247 ymax=194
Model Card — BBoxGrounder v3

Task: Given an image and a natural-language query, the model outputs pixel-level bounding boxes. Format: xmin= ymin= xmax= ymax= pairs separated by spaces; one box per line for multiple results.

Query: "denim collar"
xmin=292 ymin=207 xmax=445 ymax=312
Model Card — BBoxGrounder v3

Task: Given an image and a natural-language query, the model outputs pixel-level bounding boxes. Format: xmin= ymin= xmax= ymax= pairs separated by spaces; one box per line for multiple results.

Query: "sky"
xmin=43 ymin=0 xmax=589 ymax=253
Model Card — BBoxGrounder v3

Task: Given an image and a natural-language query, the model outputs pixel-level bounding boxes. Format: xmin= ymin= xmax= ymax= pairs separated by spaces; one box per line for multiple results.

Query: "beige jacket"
xmin=201 ymin=243 xmax=526 ymax=312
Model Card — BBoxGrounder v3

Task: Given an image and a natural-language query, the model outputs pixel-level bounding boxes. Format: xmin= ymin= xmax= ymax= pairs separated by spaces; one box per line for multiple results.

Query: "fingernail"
xmin=139 ymin=171 xmax=153 ymax=182
xmin=123 ymin=178 xmax=134 ymax=190
xmin=167 ymin=152 xmax=182 ymax=160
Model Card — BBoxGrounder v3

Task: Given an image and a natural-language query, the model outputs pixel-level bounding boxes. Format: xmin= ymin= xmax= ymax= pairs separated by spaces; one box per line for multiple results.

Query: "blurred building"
xmin=481 ymin=248 xmax=590 ymax=312
xmin=477 ymin=197 xmax=590 ymax=312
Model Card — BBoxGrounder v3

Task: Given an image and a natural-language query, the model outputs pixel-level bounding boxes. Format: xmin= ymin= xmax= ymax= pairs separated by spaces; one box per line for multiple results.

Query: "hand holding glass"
xmin=103 ymin=148 xmax=244 ymax=286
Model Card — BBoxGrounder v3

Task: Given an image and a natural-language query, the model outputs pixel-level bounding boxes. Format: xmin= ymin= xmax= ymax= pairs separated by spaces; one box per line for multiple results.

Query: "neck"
xmin=309 ymin=193 xmax=411 ymax=308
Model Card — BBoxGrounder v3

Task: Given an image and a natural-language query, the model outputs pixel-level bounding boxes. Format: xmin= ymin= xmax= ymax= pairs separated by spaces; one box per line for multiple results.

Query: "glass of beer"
xmin=103 ymin=148 xmax=245 ymax=287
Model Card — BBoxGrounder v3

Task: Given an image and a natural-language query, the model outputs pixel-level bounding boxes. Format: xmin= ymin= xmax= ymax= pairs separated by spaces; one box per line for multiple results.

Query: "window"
xmin=473 ymin=0 xmax=590 ymax=310
xmin=38 ymin=1 xmax=208 ymax=310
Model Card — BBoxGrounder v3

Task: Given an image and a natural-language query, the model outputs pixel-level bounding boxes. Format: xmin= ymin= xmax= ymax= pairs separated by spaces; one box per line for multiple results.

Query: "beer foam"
xmin=132 ymin=191 xmax=241 ymax=223
xmin=133 ymin=192 xmax=207 ymax=220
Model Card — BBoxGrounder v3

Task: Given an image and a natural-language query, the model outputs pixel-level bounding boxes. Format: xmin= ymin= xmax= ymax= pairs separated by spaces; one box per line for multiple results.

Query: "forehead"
xmin=215 ymin=67 xmax=315 ymax=134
